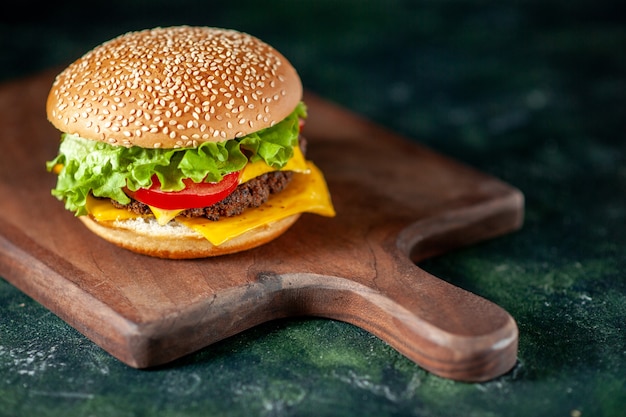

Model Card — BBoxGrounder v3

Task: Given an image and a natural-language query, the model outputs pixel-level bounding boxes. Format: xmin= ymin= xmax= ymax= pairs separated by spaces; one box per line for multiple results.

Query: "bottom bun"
xmin=79 ymin=214 xmax=301 ymax=259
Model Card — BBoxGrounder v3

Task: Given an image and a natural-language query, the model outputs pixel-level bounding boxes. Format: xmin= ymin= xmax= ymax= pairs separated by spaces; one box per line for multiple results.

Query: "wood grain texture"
xmin=0 ymin=71 xmax=524 ymax=382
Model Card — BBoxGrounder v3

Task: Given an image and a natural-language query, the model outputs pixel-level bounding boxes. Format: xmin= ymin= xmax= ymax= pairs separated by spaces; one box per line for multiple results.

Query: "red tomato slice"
xmin=126 ymin=171 xmax=241 ymax=210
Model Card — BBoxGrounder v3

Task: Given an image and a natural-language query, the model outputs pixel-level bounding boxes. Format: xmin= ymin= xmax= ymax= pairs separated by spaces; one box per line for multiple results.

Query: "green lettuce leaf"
xmin=47 ymin=102 xmax=307 ymax=216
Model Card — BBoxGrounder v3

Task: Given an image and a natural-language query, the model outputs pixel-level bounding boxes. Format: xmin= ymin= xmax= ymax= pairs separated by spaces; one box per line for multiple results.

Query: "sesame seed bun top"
xmin=46 ymin=26 xmax=303 ymax=149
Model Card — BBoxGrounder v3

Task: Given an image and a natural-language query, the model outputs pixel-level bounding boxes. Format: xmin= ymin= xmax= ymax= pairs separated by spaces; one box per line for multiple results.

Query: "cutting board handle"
xmin=269 ymin=202 xmax=521 ymax=382
xmin=276 ymin=255 xmax=517 ymax=382
xmin=341 ymin=252 xmax=519 ymax=383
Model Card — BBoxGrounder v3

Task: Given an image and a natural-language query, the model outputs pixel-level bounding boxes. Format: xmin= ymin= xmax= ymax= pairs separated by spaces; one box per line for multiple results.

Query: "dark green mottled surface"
xmin=1 ymin=1 xmax=625 ymax=416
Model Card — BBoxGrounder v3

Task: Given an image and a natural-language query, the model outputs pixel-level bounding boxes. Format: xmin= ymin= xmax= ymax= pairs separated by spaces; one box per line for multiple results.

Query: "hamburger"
xmin=46 ymin=26 xmax=335 ymax=259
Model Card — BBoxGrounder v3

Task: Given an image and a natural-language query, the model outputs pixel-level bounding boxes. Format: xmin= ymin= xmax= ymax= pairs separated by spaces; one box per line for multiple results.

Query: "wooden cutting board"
xmin=0 ymin=71 xmax=523 ymax=382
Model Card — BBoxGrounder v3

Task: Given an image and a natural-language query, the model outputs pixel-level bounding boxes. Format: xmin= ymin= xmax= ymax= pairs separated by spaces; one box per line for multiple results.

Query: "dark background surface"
xmin=1 ymin=1 xmax=625 ymax=416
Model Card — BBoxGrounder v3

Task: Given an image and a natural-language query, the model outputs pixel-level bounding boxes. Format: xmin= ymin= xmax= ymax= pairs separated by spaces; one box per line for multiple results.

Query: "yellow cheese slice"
xmin=147 ymin=206 xmax=181 ymax=225
xmin=86 ymin=196 xmax=146 ymax=222
xmin=178 ymin=162 xmax=334 ymax=245
xmin=148 ymin=145 xmax=310 ymax=226
xmin=239 ymin=144 xmax=309 ymax=184
xmin=85 ymin=161 xmax=335 ymax=246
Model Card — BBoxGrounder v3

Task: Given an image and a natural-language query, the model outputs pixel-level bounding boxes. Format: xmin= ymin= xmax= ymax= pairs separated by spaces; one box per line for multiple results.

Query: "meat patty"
xmin=183 ymin=170 xmax=293 ymax=221
xmin=110 ymin=170 xmax=294 ymax=221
